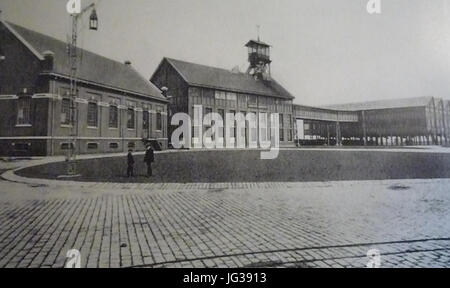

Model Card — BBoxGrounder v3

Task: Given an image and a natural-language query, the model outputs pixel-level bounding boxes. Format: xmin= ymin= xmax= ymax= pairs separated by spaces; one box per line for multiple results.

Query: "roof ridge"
xmin=163 ymin=57 xmax=294 ymax=100
xmin=166 ymin=57 xmax=248 ymax=76
xmin=323 ymin=96 xmax=433 ymax=107
xmin=4 ymin=21 xmax=166 ymax=100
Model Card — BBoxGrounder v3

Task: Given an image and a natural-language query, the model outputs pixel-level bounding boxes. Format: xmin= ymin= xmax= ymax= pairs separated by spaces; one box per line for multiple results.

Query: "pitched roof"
xmin=162 ymin=58 xmax=294 ymax=100
xmin=245 ymin=40 xmax=271 ymax=47
xmin=321 ymin=96 xmax=434 ymax=111
xmin=2 ymin=21 xmax=166 ymax=101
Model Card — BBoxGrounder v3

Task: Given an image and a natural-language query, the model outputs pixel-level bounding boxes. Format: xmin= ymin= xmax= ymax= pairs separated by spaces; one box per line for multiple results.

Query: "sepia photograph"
xmin=1 ymin=0 xmax=450 ymax=276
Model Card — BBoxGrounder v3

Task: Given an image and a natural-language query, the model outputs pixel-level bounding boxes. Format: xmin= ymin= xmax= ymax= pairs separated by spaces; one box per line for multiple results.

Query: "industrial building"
xmin=0 ymin=21 xmax=169 ymax=156
xmin=151 ymin=38 xmax=450 ymax=148
xmin=151 ymin=40 xmax=297 ymax=148
xmin=1 ymin=20 xmax=449 ymax=157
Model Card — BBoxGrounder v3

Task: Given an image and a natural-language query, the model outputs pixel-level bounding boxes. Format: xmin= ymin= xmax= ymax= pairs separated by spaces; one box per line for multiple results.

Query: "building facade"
xmin=320 ymin=97 xmax=450 ymax=146
xmin=0 ymin=21 xmax=168 ymax=156
xmin=1 ymin=21 xmax=449 ymax=157
xmin=150 ymin=57 xmax=296 ymax=148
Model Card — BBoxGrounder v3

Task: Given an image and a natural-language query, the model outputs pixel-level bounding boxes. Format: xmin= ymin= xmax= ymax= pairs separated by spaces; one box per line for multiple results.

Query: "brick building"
xmin=151 ymin=41 xmax=296 ymax=148
xmin=0 ymin=21 xmax=168 ymax=156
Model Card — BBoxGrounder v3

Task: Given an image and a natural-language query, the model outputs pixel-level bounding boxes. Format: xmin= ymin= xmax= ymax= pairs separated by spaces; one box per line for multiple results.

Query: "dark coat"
xmin=144 ymin=148 xmax=154 ymax=164
xmin=127 ymin=152 xmax=135 ymax=166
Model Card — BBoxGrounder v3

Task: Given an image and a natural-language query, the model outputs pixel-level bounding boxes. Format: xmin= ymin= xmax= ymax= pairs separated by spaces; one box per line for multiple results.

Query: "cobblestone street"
xmin=1 ymin=166 xmax=450 ymax=268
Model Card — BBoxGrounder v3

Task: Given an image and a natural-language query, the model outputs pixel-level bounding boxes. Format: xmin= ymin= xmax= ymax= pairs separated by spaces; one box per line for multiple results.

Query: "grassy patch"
xmin=16 ymin=150 xmax=450 ymax=183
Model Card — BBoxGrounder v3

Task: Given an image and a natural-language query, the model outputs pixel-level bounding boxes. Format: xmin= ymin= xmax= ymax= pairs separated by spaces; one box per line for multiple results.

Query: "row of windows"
xmin=248 ymin=46 xmax=270 ymax=57
xmin=61 ymin=142 xmax=136 ymax=150
xmin=193 ymin=106 xmax=292 ymax=142
xmin=190 ymin=89 xmax=289 ymax=111
xmin=60 ymin=99 xmax=163 ymax=131
xmin=14 ymin=96 xmax=163 ymax=132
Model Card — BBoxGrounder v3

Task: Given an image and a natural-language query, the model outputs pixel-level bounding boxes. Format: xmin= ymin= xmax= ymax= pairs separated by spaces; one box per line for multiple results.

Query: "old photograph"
xmin=1 ymin=0 xmax=450 ymax=274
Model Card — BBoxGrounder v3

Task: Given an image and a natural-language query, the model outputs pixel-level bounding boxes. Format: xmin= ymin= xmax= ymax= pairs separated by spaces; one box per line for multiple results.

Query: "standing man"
xmin=127 ymin=149 xmax=135 ymax=178
xmin=144 ymin=145 xmax=154 ymax=177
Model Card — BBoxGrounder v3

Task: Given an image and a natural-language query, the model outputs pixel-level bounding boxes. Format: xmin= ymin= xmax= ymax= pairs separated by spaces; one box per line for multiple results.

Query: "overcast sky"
xmin=1 ymin=0 xmax=450 ymax=106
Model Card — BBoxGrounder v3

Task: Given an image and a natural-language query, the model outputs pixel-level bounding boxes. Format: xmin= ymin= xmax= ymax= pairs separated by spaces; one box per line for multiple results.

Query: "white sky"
xmin=1 ymin=0 xmax=450 ymax=106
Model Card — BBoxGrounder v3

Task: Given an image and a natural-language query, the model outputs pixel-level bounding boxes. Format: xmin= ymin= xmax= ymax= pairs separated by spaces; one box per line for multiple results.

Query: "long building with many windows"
xmin=0 ymin=21 xmax=169 ymax=156
xmin=150 ymin=57 xmax=296 ymax=148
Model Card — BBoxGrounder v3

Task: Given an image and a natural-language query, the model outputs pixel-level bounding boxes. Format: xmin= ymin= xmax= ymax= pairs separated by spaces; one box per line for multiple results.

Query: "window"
xmin=227 ymin=92 xmax=237 ymax=108
xmin=288 ymin=116 xmax=293 ymax=141
xmin=259 ymin=97 xmax=267 ymax=108
xmin=239 ymin=94 xmax=247 ymax=108
xmin=260 ymin=113 xmax=268 ymax=142
xmin=128 ymin=142 xmax=135 ymax=148
xmin=17 ymin=97 xmax=31 ymax=126
xmin=61 ymin=98 xmax=72 ymax=125
xmin=13 ymin=142 xmax=31 ymax=152
xmin=279 ymin=114 xmax=284 ymax=141
xmin=156 ymin=107 xmax=162 ymax=131
xmin=61 ymin=143 xmax=74 ymax=150
xmin=193 ymin=105 xmax=203 ymax=142
xmin=249 ymin=112 xmax=257 ymax=142
xmin=143 ymin=110 xmax=149 ymax=130
xmin=87 ymin=143 xmax=98 ymax=150
xmin=248 ymin=95 xmax=257 ymax=107
xmin=109 ymin=142 xmax=119 ymax=149
xmin=229 ymin=110 xmax=236 ymax=139
xmin=205 ymin=107 xmax=213 ymax=140
xmin=87 ymin=102 xmax=98 ymax=127
xmin=203 ymin=90 xmax=214 ymax=106
xmin=127 ymin=108 xmax=135 ymax=129
xmin=215 ymin=91 xmax=226 ymax=100
xmin=109 ymin=105 xmax=118 ymax=128
xmin=215 ymin=91 xmax=227 ymax=106
xmin=218 ymin=109 xmax=225 ymax=139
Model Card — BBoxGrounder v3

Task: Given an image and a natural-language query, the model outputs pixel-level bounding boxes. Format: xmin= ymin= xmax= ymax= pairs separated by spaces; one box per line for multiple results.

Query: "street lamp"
xmin=66 ymin=3 xmax=99 ymax=176
xmin=89 ymin=9 xmax=98 ymax=30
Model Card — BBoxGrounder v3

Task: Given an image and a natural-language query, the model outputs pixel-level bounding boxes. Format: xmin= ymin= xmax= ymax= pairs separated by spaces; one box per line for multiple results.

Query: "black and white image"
xmin=1 ymin=0 xmax=450 ymax=270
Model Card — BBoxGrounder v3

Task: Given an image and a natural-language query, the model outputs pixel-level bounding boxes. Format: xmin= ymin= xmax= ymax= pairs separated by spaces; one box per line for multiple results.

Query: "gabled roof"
xmin=2 ymin=21 xmax=167 ymax=101
xmin=160 ymin=58 xmax=294 ymax=100
xmin=322 ymin=96 xmax=434 ymax=111
xmin=245 ymin=39 xmax=271 ymax=48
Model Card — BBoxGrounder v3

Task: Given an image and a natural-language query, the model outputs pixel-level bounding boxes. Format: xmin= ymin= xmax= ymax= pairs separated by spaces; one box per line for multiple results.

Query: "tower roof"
xmin=245 ymin=39 xmax=271 ymax=48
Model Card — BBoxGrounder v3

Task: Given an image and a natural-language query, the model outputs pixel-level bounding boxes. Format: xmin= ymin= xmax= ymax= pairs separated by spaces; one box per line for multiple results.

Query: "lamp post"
xmin=160 ymin=87 xmax=174 ymax=148
xmin=66 ymin=3 xmax=98 ymax=175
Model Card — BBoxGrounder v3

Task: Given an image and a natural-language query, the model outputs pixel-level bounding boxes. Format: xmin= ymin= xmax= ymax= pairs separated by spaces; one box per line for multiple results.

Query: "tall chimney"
xmin=42 ymin=50 xmax=55 ymax=71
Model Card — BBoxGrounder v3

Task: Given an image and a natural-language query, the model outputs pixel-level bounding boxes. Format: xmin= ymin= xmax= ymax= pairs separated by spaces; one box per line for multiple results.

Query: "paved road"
xmin=1 ymin=171 xmax=450 ymax=268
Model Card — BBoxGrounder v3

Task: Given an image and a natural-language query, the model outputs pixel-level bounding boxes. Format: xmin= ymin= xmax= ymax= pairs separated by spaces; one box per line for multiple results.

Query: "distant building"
xmin=0 ymin=21 xmax=169 ymax=156
xmin=319 ymin=96 xmax=450 ymax=146
xmin=151 ymin=39 xmax=296 ymax=148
